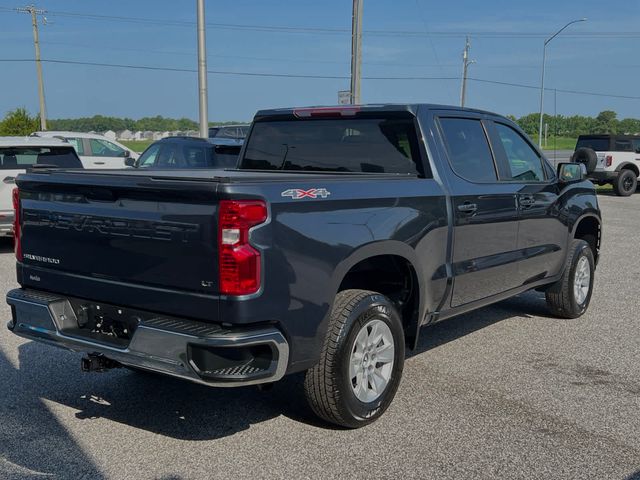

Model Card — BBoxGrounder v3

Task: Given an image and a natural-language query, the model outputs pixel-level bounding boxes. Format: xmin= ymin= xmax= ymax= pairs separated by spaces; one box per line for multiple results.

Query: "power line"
xmin=2 ymin=57 xmax=639 ymax=100
xmin=1 ymin=6 xmax=639 ymax=38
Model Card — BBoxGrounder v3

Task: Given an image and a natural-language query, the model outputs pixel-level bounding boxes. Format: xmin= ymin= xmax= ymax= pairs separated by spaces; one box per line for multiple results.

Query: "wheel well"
xmin=338 ymin=255 xmax=419 ymax=343
xmin=619 ymin=163 xmax=639 ymax=177
xmin=574 ymin=217 xmax=600 ymax=263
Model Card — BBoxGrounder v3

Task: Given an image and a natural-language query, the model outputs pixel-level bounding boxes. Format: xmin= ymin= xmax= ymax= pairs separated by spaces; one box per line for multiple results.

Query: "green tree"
xmin=0 ymin=108 xmax=39 ymax=136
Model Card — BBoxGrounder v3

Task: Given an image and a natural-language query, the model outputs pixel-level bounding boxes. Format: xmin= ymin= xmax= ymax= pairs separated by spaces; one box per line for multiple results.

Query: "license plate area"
xmin=61 ymin=298 xmax=146 ymax=348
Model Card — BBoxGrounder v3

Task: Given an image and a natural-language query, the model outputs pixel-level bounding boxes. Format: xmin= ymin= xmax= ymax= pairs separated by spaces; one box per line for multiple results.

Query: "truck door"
xmin=436 ymin=116 xmax=521 ymax=307
xmin=488 ymin=121 xmax=566 ymax=284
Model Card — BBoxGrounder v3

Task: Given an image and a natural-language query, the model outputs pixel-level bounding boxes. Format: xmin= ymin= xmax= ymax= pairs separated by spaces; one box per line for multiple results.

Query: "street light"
xmin=538 ymin=18 xmax=586 ymax=148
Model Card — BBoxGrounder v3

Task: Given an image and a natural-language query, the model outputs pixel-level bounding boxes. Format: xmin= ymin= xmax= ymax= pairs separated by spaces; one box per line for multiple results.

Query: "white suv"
xmin=0 ymin=136 xmax=82 ymax=236
xmin=572 ymin=134 xmax=640 ymax=196
xmin=33 ymin=131 xmax=139 ymax=169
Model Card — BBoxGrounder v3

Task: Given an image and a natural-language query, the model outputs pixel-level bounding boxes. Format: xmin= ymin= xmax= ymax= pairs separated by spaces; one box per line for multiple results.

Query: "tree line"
xmin=509 ymin=110 xmax=640 ymax=138
xmin=2 ymin=108 xmax=639 ymax=138
xmin=0 ymin=109 xmax=245 ymax=136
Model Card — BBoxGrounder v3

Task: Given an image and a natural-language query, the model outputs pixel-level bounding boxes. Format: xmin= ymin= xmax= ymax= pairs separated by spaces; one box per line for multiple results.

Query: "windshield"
xmin=240 ymin=118 xmax=422 ymax=175
xmin=0 ymin=147 xmax=83 ymax=169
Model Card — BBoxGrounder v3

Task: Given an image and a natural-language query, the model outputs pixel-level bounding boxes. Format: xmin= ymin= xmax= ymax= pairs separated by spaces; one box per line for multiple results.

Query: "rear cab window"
xmin=0 ymin=147 xmax=83 ymax=169
xmin=239 ymin=117 xmax=426 ymax=176
xmin=576 ymin=136 xmax=610 ymax=152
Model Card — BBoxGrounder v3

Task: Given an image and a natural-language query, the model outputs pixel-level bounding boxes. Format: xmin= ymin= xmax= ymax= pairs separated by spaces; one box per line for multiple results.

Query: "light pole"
xmin=196 ymin=0 xmax=208 ymax=138
xmin=350 ymin=0 xmax=363 ymax=104
xmin=538 ymin=18 xmax=586 ymax=147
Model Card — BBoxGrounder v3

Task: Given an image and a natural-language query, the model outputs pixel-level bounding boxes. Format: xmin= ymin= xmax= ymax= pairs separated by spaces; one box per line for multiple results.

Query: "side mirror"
xmin=123 ymin=150 xmax=131 ymax=158
xmin=557 ymin=162 xmax=586 ymax=183
xmin=124 ymin=157 xmax=136 ymax=167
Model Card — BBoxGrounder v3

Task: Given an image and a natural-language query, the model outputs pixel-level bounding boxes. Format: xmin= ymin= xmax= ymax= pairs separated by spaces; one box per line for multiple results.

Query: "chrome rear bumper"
xmin=7 ymin=288 xmax=289 ymax=387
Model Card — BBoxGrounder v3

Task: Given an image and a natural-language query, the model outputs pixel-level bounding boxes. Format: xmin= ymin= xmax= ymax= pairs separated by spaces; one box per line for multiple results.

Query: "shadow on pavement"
xmin=9 ymin=291 xmax=551 ymax=443
xmin=0 ymin=347 xmax=105 ymax=479
xmin=16 ymin=340 xmax=321 ymax=442
xmin=0 ymin=238 xmax=13 ymax=254
xmin=410 ymin=290 xmax=548 ymax=357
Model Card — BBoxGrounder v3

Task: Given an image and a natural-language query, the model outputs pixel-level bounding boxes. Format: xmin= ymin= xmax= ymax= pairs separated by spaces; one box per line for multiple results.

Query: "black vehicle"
xmin=126 ymin=136 xmax=242 ymax=169
xmin=208 ymin=124 xmax=250 ymax=140
xmin=7 ymin=104 xmax=601 ymax=428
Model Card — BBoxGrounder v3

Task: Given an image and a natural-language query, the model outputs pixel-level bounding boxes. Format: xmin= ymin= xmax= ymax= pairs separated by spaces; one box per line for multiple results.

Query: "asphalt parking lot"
xmin=0 ymin=193 xmax=638 ymax=480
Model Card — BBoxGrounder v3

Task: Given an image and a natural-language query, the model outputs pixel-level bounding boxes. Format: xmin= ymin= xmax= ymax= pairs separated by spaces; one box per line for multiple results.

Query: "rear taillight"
xmin=218 ymin=200 xmax=267 ymax=295
xmin=605 ymin=155 xmax=613 ymax=167
xmin=12 ymin=187 xmax=22 ymax=261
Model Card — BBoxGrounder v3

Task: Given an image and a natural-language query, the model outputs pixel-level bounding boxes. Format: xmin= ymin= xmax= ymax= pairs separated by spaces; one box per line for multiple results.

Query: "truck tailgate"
xmin=16 ymin=170 xmax=224 ymax=318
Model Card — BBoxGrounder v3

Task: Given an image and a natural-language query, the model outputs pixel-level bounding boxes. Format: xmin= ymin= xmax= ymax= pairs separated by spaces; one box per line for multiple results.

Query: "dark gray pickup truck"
xmin=7 ymin=104 xmax=601 ymax=428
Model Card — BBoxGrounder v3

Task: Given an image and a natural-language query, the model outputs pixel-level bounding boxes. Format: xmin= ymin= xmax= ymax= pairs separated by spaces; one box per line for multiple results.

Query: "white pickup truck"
xmin=0 ymin=136 xmax=82 ymax=235
xmin=572 ymin=134 xmax=640 ymax=196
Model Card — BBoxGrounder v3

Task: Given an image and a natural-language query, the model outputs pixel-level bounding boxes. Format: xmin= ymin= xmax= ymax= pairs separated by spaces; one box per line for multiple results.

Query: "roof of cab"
xmin=253 ymin=103 xmax=501 ymax=120
xmin=0 ymin=136 xmax=71 ymax=148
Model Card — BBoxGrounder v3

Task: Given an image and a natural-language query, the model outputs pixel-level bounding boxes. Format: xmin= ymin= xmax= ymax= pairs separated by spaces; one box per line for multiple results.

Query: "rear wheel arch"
xmin=331 ymin=244 xmax=424 ymax=349
xmin=616 ymin=162 xmax=639 ymax=177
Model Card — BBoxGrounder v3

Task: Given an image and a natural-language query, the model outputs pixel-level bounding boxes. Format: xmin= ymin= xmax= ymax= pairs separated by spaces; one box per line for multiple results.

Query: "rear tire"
xmin=304 ymin=289 xmax=405 ymax=428
xmin=545 ymin=239 xmax=595 ymax=319
xmin=613 ymin=169 xmax=637 ymax=196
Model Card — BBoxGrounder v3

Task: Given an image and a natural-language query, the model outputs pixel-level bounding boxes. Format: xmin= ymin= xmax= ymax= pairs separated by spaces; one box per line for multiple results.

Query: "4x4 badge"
xmin=281 ymin=188 xmax=331 ymax=200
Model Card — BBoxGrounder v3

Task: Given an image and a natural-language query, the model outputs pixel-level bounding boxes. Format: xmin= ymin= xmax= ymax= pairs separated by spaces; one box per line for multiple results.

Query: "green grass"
xmin=120 ymin=140 xmax=153 ymax=153
xmin=530 ymin=135 xmax=577 ymax=151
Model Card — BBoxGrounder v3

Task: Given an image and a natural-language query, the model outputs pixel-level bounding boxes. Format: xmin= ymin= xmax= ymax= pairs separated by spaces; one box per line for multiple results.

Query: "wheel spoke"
xmin=375 ymin=343 xmax=394 ymax=364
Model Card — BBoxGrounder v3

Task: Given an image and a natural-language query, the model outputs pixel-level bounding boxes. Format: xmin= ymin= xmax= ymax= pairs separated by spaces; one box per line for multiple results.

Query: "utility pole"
xmin=350 ymin=0 xmax=363 ymax=104
xmin=17 ymin=5 xmax=47 ymax=130
xmin=460 ymin=36 xmax=475 ymax=108
xmin=196 ymin=0 xmax=209 ymax=138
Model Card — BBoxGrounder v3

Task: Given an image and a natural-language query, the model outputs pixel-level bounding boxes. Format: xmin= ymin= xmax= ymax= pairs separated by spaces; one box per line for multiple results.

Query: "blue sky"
xmin=1 ymin=0 xmax=638 ymax=121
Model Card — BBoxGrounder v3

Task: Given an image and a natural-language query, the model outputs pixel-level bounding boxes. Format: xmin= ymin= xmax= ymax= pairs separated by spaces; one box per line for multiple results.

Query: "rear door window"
xmin=66 ymin=138 xmax=84 ymax=155
xmin=89 ymin=139 xmax=125 ymax=157
xmin=241 ymin=118 xmax=424 ymax=176
xmin=633 ymin=139 xmax=640 ymax=153
xmin=438 ymin=117 xmax=497 ymax=182
xmin=614 ymin=139 xmax=633 ymax=152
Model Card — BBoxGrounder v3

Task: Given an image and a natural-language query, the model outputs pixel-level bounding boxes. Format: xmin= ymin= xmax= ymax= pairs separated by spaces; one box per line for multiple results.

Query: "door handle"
xmin=519 ymin=196 xmax=535 ymax=208
xmin=457 ymin=202 xmax=477 ymax=214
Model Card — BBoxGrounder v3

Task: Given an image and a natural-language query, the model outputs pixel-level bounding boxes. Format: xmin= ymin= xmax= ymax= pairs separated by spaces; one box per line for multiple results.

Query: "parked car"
xmin=0 ymin=136 xmax=82 ymax=236
xmin=208 ymin=124 xmax=250 ymax=140
xmin=8 ymin=104 xmax=601 ymax=428
xmin=33 ymin=131 xmax=138 ymax=169
xmin=128 ymin=136 xmax=241 ymax=169
xmin=572 ymin=134 xmax=640 ymax=196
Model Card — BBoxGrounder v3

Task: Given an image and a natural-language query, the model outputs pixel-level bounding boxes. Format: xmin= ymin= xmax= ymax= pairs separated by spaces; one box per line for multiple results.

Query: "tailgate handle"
xmin=457 ymin=202 xmax=477 ymax=214
xmin=3 ymin=176 xmax=15 ymax=184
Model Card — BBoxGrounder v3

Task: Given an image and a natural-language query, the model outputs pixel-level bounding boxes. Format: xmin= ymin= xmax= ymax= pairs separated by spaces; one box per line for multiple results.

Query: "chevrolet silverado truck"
xmin=7 ymin=104 xmax=601 ymax=428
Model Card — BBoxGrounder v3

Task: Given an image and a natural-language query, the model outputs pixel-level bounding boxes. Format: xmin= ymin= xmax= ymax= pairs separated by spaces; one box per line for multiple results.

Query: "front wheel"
xmin=545 ymin=239 xmax=595 ymax=318
xmin=304 ymin=289 xmax=405 ymax=428
xmin=613 ymin=169 xmax=637 ymax=196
